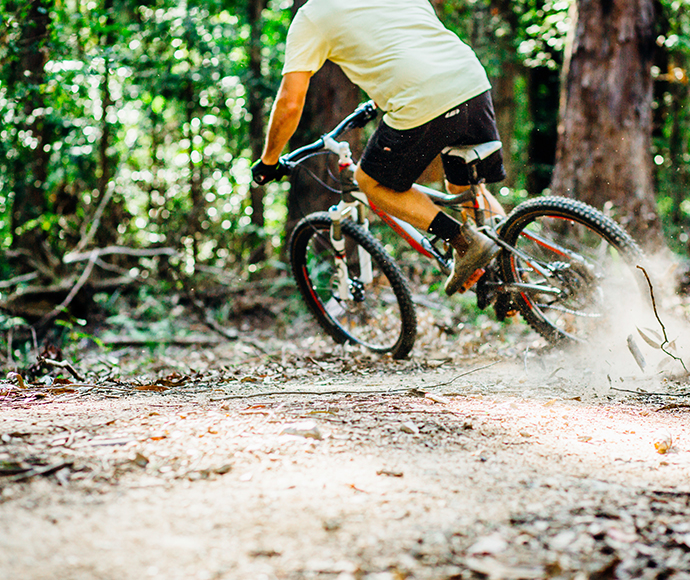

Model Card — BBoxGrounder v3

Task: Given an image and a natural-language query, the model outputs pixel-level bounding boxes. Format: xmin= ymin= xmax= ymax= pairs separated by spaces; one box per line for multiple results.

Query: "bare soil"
xmin=2 ymin=317 xmax=690 ymax=580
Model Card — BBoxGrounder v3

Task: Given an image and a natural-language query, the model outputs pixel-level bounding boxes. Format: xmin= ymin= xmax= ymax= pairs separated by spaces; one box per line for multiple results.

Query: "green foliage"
xmin=1 ymin=0 xmax=689 ymax=298
xmin=438 ymin=0 xmax=570 ymax=75
xmin=0 ymin=0 xmax=292 ymax=272
xmin=652 ymin=0 xmax=690 ymax=255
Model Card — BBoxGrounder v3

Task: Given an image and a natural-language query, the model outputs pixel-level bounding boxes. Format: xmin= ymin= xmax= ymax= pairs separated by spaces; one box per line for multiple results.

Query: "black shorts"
xmin=359 ymin=90 xmax=506 ymax=192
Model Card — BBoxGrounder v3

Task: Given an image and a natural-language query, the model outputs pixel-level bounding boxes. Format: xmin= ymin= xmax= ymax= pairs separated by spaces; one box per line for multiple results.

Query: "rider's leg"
xmin=446 ymin=181 xmax=506 ymax=220
xmin=354 ymin=166 xmax=441 ymax=230
xmin=355 ymin=165 xmax=498 ymax=295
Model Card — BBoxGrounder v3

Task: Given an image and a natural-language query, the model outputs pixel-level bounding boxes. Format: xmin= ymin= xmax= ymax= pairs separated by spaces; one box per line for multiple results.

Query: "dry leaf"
xmin=466 ymin=556 xmax=543 ymax=579
xmin=637 ymin=327 xmax=663 ymax=349
xmin=156 ymin=373 xmax=189 ymax=387
xmin=653 ymin=431 xmax=673 ymax=454
xmin=377 ymin=468 xmax=404 ymax=478
xmin=131 ymin=452 xmax=149 ymax=467
xmin=280 ymin=421 xmax=323 ymax=440
xmin=627 ymin=335 xmax=647 ymax=372
xmin=468 ymin=532 xmax=508 ymax=555
xmin=425 ymin=392 xmax=451 ymax=404
xmin=6 ymin=372 xmax=27 ymax=389
xmin=400 ymin=421 xmax=419 ymax=435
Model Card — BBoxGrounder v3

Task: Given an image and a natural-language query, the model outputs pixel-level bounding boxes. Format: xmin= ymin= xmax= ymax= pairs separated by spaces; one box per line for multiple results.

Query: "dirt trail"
xmin=2 ymin=343 xmax=690 ymax=580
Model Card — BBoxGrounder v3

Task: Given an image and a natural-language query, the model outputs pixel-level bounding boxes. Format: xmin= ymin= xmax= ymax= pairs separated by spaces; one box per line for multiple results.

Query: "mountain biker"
xmin=252 ymin=0 xmax=507 ymax=295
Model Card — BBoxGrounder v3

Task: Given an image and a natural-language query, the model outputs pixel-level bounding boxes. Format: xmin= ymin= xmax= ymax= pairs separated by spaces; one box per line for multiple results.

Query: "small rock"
xmin=467 ymin=532 xmax=508 ymax=555
xmin=400 ymin=421 xmax=419 ymax=435
xmin=281 ymin=421 xmax=323 ymax=440
xmin=131 ymin=452 xmax=149 ymax=468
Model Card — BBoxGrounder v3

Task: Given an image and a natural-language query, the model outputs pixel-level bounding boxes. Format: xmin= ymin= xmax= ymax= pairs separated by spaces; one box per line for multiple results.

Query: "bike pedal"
xmin=494 ymin=293 xmax=518 ymax=320
xmin=458 ymin=268 xmax=485 ymax=294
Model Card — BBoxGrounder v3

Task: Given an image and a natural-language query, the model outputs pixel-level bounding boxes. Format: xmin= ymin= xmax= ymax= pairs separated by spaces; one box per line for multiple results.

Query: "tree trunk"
xmin=91 ymin=0 xmax=124 ymax=251
xmin=9 ymin=0 xmax=53 ymax=260
xmin=550 ymin=0 xmax=661 ymax=245
xmin=285 ymin=0 xmax=362 ymax=238
xmin=526 ymin=66 xmax=560 ymax=194
xmin=247 ymin=0 xmax=269 ymax=263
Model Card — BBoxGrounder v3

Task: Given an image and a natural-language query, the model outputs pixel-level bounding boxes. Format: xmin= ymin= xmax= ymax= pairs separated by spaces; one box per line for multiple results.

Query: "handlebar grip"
xmin=350 ymin=101 xmax=378 ymax=128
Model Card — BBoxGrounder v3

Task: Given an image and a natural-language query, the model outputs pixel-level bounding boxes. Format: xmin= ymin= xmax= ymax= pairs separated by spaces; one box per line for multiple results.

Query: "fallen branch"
xmin=3 ymin=461 xmax=73 ymax=483
xmin=211 ymin=363 xmax=496 ymax=401
xmin=74 ymin=181 xmax=116 ymax=253
xmin=637 ymin=266 xmax=688 ymax=373
xmin=36 ymin=357 xmax=85 ymax=382
xmin=610 ymin=386 xmax=690 ymax=398
xmin=211 ymin=386 xmax=426 ymax=401
xmin=0 ymin=272 xmax=40 ymax=290
xmin=186 ymin=285 xmax=268 ymax=354
xmin=100 ymin=335 xmax=225 ymax=346
xmin=425 ymin=361 xmax=499 ymax=388
xmin=36 ymin=250 xmax=98 ymax=327
xmin=64 ymin=245 xmax=177 ymax=264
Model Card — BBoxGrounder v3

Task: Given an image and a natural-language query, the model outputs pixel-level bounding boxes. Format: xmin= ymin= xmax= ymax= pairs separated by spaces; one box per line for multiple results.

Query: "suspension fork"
xmin=330 ymin=153 xmax=376 ymax=295
xmin=328 ymin=202 xmax=353 ymax=301
xmin=354 ymin=202 xmax=373 ymax=284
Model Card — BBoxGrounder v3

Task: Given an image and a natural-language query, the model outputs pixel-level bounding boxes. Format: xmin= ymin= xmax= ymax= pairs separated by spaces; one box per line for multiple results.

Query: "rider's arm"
xmin=261 ymin=71 xmax=312 ymax=165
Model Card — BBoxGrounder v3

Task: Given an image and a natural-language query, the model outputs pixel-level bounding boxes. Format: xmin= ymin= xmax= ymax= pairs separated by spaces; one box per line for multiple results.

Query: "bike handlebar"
xmin=281 ymin=101 xmax=378 ymax=166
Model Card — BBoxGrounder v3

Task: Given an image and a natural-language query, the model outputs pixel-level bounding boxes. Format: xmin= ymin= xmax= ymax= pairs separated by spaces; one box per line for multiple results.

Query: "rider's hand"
xmin=251 ymin=160 xmax=289 ymax=186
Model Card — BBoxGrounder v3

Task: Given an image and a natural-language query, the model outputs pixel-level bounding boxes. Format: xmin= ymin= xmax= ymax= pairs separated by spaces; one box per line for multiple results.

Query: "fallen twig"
xmin=637 ymin=266 xmax=688 ymax=373
xmin=37 ymin=357 xmax=85 ymax=382
xmin=3 ymin=461 xmax=73 ymax=483
xmin=74 ymin=181 xmax=116 ymax=253
xmin=36 ymin=250 xmax=98 ymax=327
xmin=209 ymin=384 xmax=462 ymax=401
xmin=425 ymin=361 xmax=499 ymax=389
xmin=655 ymin=403 xmax=690 ymax=411
xmin=64 ymin=245 xmax=177 ymax=264
xmin=211 ymin=387 xmax=412 ymax=401
xmin=0 ymin=271 xmax=40 ymax=290
xmin=610 ymin=386 xmax=690 ymax=397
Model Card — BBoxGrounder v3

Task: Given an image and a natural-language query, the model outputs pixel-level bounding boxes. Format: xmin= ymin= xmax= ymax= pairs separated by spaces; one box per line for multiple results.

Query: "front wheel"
xmin=289 ymin=212 xmax=417 ymax=359
xmin=498 ymin=196 xmax=645 ymax=344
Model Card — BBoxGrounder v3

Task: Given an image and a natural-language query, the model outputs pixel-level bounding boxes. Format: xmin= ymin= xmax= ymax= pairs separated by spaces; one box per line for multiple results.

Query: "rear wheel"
xmin=498 ymin=197 xmax=645 ymax=344
xmin=289 ymin=212 xmax=417 ymax=359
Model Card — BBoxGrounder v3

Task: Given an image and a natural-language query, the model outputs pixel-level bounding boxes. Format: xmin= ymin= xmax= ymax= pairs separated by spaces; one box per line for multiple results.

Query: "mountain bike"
xmin=279 ymin=101 xmax=644 ymax=359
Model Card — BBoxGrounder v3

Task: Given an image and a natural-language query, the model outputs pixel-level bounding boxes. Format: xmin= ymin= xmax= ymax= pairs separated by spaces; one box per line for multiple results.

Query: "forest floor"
xmin=2 ymin=289 xmax=690 ymax=580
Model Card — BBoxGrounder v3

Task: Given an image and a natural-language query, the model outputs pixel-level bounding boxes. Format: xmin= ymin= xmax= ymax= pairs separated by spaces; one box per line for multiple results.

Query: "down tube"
xmin=367 ymin=203 xmax=436 ymax=259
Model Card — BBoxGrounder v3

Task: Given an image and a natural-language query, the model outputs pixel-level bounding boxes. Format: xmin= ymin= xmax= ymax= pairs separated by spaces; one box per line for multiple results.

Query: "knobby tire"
xmin=498 ymin=196 xmax=644 ymax=344
xmin=289 ymin=212 xmax=417 ymax=359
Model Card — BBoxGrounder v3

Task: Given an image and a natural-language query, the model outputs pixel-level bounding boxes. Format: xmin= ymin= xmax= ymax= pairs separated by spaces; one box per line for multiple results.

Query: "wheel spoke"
xmin=290 ymin=214 xmax=416 ymax=358
xmin=500 ymin=197 xmax=643 ymax=343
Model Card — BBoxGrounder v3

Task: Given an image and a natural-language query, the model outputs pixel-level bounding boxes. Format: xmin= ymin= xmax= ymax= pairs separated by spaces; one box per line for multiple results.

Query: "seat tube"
xmin=328 ymin=204 xmax=352 ymax=300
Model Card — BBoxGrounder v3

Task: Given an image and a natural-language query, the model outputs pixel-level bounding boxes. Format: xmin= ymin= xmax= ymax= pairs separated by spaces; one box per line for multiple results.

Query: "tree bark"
xmin=9 ymin=0 xmax=53 ymax=259
xmin=247 ymin=0 xmax=269 ymax=262
xmin=551 ymin=0 xmax=661 ymax=245
xmin=526 ymin=65 xmax=560 ymax=194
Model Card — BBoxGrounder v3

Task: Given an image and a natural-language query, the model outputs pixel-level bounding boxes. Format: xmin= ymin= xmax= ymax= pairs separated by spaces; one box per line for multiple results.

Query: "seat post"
xmin=467 ymin=163 xmax=486 ymax=227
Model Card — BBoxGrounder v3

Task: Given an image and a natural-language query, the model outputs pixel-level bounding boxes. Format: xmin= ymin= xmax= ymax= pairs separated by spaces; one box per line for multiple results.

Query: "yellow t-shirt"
xmin=283 ymin=0 xmax=492 ymax=130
